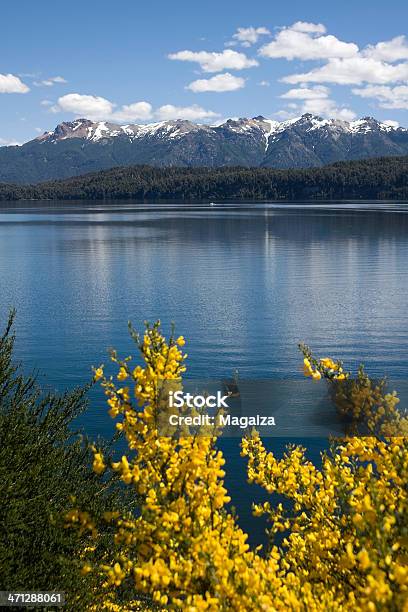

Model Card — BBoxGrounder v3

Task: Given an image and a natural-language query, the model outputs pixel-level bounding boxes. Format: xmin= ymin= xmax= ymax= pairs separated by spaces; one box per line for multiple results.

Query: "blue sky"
xmin=2 ymin=0 xmax=408 ymax=145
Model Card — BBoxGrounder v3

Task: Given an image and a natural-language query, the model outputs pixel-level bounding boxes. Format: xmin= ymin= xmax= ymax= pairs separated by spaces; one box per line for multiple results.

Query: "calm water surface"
xmin=1 ymin=200 xmax=407 ymax=543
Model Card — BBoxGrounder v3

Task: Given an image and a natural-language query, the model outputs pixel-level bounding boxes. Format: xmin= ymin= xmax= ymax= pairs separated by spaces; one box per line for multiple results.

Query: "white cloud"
xmin=352 ymin=84 xmax=408 ymax=109
xmin=187 ymin=73 xmax=245 ymax=92
xmin=337 ymin=109 xmax=358 ymax=121
xmin=168 ymin=49 xmax=258 ymax=72
xmin=258 ymin=80 xmax=270 ymax=87
xmin=50 ymin=93 xmax=218 ymax=123
xmin=363 ymin=36 xmax=408 ymax=62
xmin=232 ymin=26 xmax=270 ymax=46
xmin=300 ymin=97 xmax=356 ymax=121
xmin=52 ymin=94 xmax=115 ymax=120
xmin=273 ymin=27 xmax=408 ymax=87
xmin=18 ymin=72 xmax=39 ymax=79
xmin=34 ymin=75 xmax=67 ymax=87
xmin=155 ymin=104 xmax=219 ymax=121
xmin=281 ymin=85 xmax=330 ymax=100
xmin=259 ymin=24 xmax=358 ymax=61
xmin=283 ymin=57 xmax=408 ymax=85
xmin=53 ymin=94 xmax=153 ymax=121
xmin=40 ymin=99 xmax=53 ymax=106
xmin=0 ymin=73 xmax=30 ymax=94
xmin=382 ymin=119 xmax=400 ymax=128
xmin=273 ymin=109 xmax=298 ymax=120
xmin=0 ymin=137 xmax=21 ymax=146
xmin=111 ymin=102 xmax=153 ymax=122
xmin=280 ymin=85 xmax=356 ymax=121
xmin=290 ymin=21 xmax=326 ymax=34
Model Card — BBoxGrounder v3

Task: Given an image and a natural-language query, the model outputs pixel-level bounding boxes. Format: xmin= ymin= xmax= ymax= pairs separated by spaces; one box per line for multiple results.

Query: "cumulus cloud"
xmin=352 ymin=85 xmax=408 ymax=109
xmin=290 ymin=21 xmax=326 ymax=34
xmin=232 ymin=26 xmax=270 ymax=46
xmin=52 ymin=94 xmax=153 ymax=121
xmin=155 ymin=104 xmax=219 ymax=121
xmin=281 ymin=85 xmax=330 ymax=100
xmin=259 ymin=23 xmax=358 ymax=61
xmin=187 ymin=73 xmax=245 ymax=92
xmin=0 ymin=73 xmax=30 ymax=94
xmin=301 ymin=98 xmax=356 ymax=121
xmin=280 ymin=85 xmax=356 ymax=121
xmin=111 ymin=102 xmax=153 ymax=122
xmin=382 ymin=119 xmax=400 ymax=128
xmin=272 ymin=27 xmax=408 ymax=90
xmin=34 ymin=75 xmax=67 ymax=87
xmin=51 ymin=94 xmax=115 ymax=119
xmin=363 ymin=36 xmax=408 ymax=62
xmin=282 ymin=57 xmax=408 ymax=85
xmin=50 ymin=93 xmax=218 ymax=123
xmin=273 ymin=109 xmax=299 ymax=120
xmin=0 ymin=137 xmax=21 ymax=147
xmin=168 ymin=49 xmax=258 ymax=72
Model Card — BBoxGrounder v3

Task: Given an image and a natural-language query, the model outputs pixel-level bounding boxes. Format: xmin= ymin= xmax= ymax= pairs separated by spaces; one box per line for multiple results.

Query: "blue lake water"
xmin=1 ymin=200 xmax=408 ymax=544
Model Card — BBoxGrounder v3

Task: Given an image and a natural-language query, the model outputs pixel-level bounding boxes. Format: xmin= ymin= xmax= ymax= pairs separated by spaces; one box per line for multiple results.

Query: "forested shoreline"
xmin=0 ymin=155 xmax=408 ymax=201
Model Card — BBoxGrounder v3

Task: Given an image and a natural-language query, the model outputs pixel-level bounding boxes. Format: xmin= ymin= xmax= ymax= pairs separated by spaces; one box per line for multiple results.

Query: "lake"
xmin=1 ymin=200 xmax=408 ymax=544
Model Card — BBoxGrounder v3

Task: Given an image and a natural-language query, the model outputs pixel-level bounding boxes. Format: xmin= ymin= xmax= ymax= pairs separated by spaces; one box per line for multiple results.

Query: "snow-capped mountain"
xmin=35 ymin=117 xmax=216 ymax=143
xmin=1 ymin=113 xmax=408 ymax=184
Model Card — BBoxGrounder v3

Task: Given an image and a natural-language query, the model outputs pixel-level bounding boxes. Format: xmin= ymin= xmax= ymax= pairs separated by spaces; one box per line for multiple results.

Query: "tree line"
xmin=0 ymin=155 xmax=407 ymax=201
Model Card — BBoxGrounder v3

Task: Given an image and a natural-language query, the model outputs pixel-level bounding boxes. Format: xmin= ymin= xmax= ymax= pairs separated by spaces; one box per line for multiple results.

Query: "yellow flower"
xmin=93 ymin=366 xmax=104 ymax=381
xmin=81 ymin=563 xmax=92 ymax=576
xmin=357 ymin=549 xmax=371 ymax=571
xmin=92 ymin=450 xmax=106 ymax=475
xmin=117 ymin=367 xmax=128 ymax=381
xmin=320 ymin=357 xmax=336 ymax=369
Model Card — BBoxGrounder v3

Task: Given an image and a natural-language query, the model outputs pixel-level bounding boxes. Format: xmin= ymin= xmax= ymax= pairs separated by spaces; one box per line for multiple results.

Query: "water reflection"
xmin=1 ymin=200 xmax=408 ymax=544
xmin=1 ymin=202 xmax=408 ymax=390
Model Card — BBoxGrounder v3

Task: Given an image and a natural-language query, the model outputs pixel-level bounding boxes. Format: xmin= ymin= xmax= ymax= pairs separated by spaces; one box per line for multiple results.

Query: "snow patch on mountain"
xmin=36 ymin=114 xmax=407 ymax=147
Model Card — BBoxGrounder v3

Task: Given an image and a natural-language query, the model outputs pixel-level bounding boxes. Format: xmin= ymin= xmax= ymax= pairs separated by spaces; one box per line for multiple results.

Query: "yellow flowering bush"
xmin=243 ymin=434 xmax=407 ymax=610
xmin=70 ymin=323 xmax=408 ymax=611
xmin=300 ymin=342 xmax=408 ymax=437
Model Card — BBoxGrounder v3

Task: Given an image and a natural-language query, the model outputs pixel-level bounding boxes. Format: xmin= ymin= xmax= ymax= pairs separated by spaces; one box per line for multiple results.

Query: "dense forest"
xmin=0 ymin=155 xmax=407 ymax=201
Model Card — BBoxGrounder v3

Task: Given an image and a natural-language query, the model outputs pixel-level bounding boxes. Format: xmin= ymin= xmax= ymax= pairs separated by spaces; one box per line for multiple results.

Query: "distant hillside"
xmin=0 ymin=156 xmax=407 ymax=202
xmin=1 ymin=113 xmax=408 ymax=184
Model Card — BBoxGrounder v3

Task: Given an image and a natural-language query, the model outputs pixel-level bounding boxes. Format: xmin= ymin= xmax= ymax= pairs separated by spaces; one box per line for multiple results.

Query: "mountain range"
xmin=1 ymin=113 xmax=408 ymax=184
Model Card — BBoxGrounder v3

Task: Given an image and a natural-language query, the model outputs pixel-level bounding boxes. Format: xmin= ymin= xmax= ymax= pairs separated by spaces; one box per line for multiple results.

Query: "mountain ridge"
xmin=1 ymin=113 xmax=408 ymax=184
xmin=33 ymin=114 xmax=405 ymax=145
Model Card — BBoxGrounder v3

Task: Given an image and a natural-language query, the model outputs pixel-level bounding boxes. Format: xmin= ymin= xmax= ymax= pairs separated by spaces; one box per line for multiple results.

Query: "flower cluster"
xmin=84 ymin=323 xmax=286 ymax=609
xmin=68 ymin=325 xmax=407 ymax=610
xmin=301 ymin=344 xmax=347 ymax=381
xmin=300 ymin=343 xmax=408 ymax=436
xmin=242 ymin=433 xmax=408 ymax=610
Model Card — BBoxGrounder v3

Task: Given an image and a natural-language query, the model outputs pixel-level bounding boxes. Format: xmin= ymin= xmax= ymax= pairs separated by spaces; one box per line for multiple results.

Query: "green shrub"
xmin=0 ymin=311 xmax=131 ymax=610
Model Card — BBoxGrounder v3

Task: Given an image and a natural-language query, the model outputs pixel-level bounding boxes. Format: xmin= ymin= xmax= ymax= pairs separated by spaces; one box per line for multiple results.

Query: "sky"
xmin=2 ymin=0 xmax=408 ymax=145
